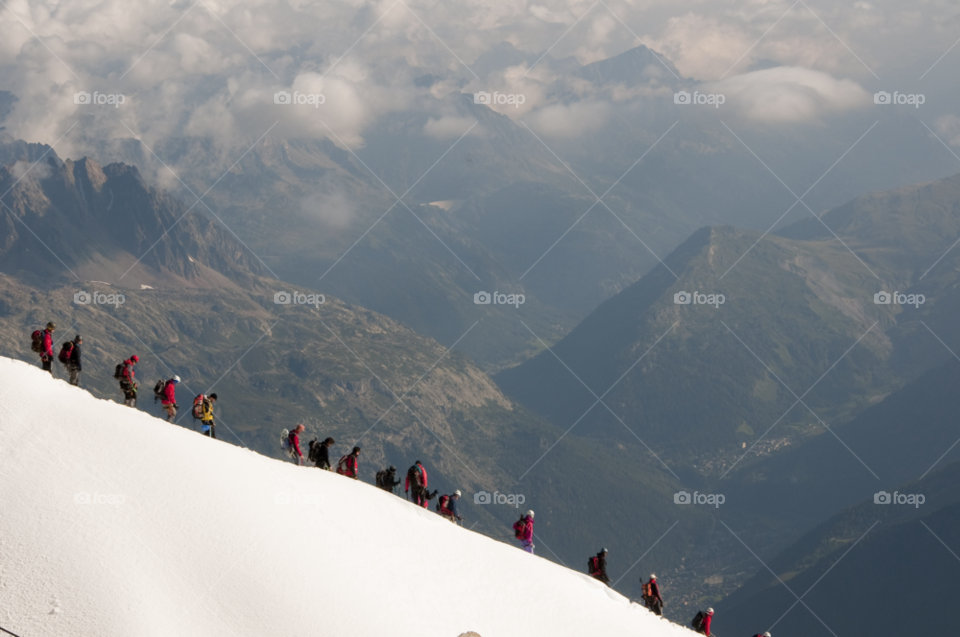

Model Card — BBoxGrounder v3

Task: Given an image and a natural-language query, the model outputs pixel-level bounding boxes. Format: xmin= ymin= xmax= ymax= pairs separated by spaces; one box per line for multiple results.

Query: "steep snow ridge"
xmin=0 ymin=357 xmax=693 ymax=637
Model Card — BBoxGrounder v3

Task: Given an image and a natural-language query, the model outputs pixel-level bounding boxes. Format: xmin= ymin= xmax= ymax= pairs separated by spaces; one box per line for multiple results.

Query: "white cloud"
xmin=527 ymin=100 xmax=611 ymax=138
xmin=708 ymin=66 xmax=871 ymax=123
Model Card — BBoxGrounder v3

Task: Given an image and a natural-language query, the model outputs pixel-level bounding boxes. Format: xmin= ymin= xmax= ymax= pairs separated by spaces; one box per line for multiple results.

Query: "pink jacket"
xmin=521 ymin=516 xmax=534 ymax=542
xmin=42 ymin=329 xmax=54 ymax=359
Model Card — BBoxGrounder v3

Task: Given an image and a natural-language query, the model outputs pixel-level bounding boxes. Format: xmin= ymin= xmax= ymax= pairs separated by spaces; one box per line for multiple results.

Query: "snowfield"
xmin=0 ymin=357 xmax=695 ymax=637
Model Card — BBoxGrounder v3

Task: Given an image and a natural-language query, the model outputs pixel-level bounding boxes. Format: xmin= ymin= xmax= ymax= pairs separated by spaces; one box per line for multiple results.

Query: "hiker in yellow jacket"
xmin=199 ymin=393 xmax=218 ymax=438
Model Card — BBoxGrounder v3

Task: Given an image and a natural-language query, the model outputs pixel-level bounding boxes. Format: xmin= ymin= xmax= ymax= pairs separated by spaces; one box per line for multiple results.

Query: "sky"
xmin=0 ymin=0 xmax=958 ymax=159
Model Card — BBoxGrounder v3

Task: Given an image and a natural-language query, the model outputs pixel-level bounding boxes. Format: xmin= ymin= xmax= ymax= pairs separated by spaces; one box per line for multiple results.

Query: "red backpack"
xmin=589 ymin=556 xmax=601 ymax=575
xmin=337 ymin=455 xmax=355 ymax=476
xmin=437 ymin=495 xmax=451 ymax=514
xmin=58 ymin=342 xmax=74 ymax=363
xmin=30 ymin=330 xmax=44 ymax=353
xmin=513 ymin=517 xmax=528 ymax=539
xmin=191 ymin=394 xmax=206 ymax=420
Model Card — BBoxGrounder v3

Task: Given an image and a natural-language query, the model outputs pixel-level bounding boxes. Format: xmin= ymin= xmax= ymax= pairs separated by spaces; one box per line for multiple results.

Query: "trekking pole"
xmin=0 ymin=625 xmax=23 ymax=637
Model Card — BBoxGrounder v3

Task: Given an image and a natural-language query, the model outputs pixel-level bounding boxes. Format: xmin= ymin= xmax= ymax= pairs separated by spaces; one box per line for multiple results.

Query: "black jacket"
xmin=69 ymin=343 xmax=81 ymax=370
xmin=378 ymin=469 xmax=401 ymax=490
xmin=315 ymin=443 xmax=331 ymax=468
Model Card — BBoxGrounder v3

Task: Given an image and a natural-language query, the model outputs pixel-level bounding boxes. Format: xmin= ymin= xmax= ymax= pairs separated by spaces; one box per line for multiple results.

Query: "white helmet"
xmin=454 ymin=490 xmax=462 ymax=497
xmin=707 ymin=608 xmax=714 ymax=615
xmin=172 ymin=375 xmax=181 ymax=382
xmin=526 ymin=510 xmax=534 ymax=519
xmin=764 ymin=633 xmax=771 ymax=637
xmin=650 ymin=574 xmax=656 ymax=579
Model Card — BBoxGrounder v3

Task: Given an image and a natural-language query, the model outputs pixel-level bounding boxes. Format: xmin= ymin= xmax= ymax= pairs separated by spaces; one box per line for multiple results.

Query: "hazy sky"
xmin=0 ymin=0 xmax=957 ymax=156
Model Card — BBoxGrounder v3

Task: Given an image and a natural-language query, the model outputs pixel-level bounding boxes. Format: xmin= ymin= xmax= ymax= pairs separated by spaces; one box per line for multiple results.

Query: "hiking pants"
xmin=41 ymin=358 xmax=52 ymax=374
xmin=68 ymin=366 xmax=80 ymax=386
xmin=410 ymin=486 xmax=425 ymax=506
xmin=648 ymin=600 xmax=662 ymax=616
xmin=202 ymin=423 xmax=216 ymax=439
xmin=521 ymin=540 xmax=535 ymax=555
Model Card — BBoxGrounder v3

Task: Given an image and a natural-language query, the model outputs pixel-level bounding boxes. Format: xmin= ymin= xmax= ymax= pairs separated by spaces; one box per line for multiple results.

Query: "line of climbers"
xmin=280 ymin=426 xmax=467 ymax=524
xmin=113 ymin=353 xmax=218 ymax=432
xmin=31 ymin=323 xmax=770 ymax=636
xmin=31 ymin=323 xmax=82 ymax=386
xmin=276 ymin=424 xmax=745 ymax=633
xmin=31 ymin=326 xmax=221 ymax=438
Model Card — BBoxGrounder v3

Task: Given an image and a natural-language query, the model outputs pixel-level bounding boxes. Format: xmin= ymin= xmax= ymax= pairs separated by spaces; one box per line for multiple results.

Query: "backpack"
xmin=437 ymin=495 xmax=451 ymax=513
xmin=375 ymin=469 xmax=387 ymax=488
xmin=280 ymin=429 xmax=292 ymax=455
xmin=691 ymin=611 xmax=706 ymax=631
xmin=589 ymin=556 xmax=601 ymax=575
xmin=336 ymin=455 xmax=351 ymax=475
xmin=153 ymin=380 xmax=166 ymax=403
xmin=408 ymin=464 xmax=424 ymax=487
xmin=307 ymin=439 xmax=320 ymax=463
xmin=30 ymin=330 xmax=44 ymax=353
xmin=513 ymin=517 xmax=528 ymax=539
xmin=114 ymin=363 xmax=124 ymax=380
xmin=191 ymin=394 xmax=206 ymax=420
xmin=58 ymin=342 xmax=74 ymax=364
xmin=642 ymin=581 xmax=652 ymax=598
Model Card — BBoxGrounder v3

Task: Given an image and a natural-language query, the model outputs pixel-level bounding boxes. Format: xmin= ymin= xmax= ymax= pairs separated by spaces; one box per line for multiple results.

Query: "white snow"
xmin=0 ymin=357 xmax=695 ymax=637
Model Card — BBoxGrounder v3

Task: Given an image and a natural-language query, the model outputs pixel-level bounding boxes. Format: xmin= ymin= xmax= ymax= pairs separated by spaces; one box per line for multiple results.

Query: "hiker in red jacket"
xmin=40 ymin=322 xmax=55 ymax=374
xmin=161 ymin=376 xmax=180 ymax=421
xmin=288 ymin=424 xmax=305 ymax=465
xmin=437 ymin=490 xmax=462 ymax=522
xmin=699 ymin=608 xmax=714 ymax=636
xmin=512 ymin=510 xmax=535 ymax=554
xmin=120 ymin=355 xmax=139 ymax=407
xmin=643 ymin=574 xmax=664 ymax=616
xmin=405 ymin=460 xmax=428 ymax=507
xmin=588 ymin=548 xmax=610 ymax=585
xmin=337 ymin=446 xmax=361 ymax=478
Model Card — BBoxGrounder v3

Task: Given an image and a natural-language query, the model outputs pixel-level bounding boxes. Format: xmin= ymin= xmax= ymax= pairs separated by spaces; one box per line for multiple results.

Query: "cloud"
xmin=299 ymin=175 xmax=359 ymax=229
xmin=932 ymin=115 xmax=960 ymax=147
xmin=423 ymin=116 xmax=479 ymax=139
xmin=527 ymin=100 xmax=611 ymax=138
xmin=708 ymin=66 xmax=871 ymax=123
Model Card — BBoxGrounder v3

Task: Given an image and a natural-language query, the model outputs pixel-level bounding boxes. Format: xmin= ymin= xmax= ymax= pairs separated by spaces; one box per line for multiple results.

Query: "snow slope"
xmin=0 ymin=357 xmax=694 ymax=637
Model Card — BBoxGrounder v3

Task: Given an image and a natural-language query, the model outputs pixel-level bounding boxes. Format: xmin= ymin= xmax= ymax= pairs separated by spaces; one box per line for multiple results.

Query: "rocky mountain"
xmin=496 ymin=168 xmax=960 ymax=473
xmin=0 ymin=140 xmax=263 ymax=289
